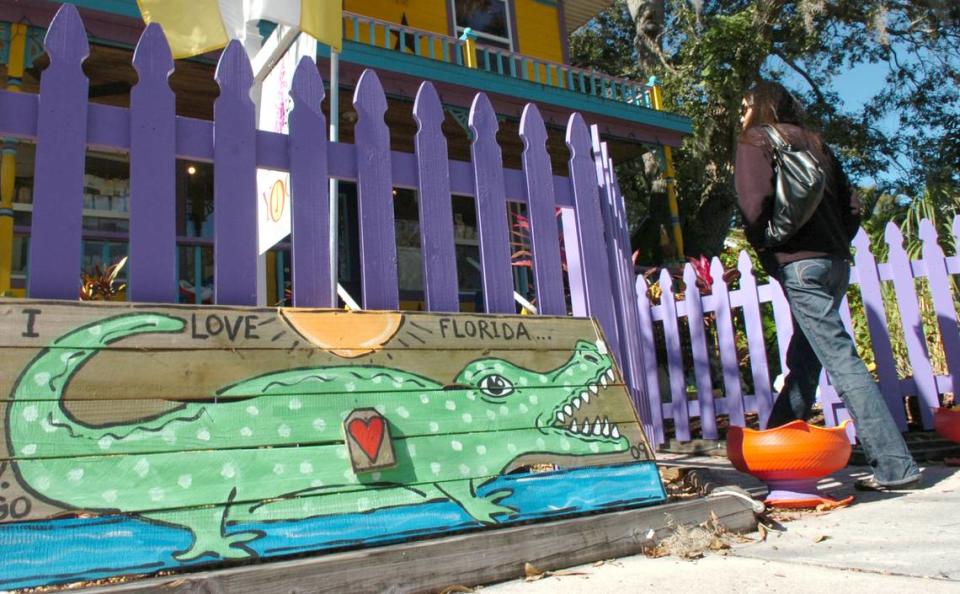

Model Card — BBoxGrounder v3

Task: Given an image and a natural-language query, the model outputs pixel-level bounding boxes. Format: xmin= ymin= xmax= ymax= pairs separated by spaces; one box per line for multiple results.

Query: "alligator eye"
xmin=478 ymin=374 xmax=514 ymax=398
xmin=583 ymin=353 xmax=601 ymax=364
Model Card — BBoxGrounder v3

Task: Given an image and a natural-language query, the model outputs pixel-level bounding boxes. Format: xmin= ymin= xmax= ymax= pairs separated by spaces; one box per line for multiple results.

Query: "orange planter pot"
xmin=933 ymin=407 xmax=960 ymax=443
xmin=727 ymin=420 xmax=854 ymax=509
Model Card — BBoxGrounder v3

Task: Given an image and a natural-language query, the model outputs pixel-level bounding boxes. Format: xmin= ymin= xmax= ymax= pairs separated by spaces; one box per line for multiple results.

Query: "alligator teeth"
xmin=600 ymin=375 xmax=608 ymax=387
xmin=611 ymin=425 xmax=621 ymax=439
xmin=573 ymin=397 xmax=582 ymax=409
xmin=602 ymin=420 xmax=611 ymax=437
xmin=589 ymin=384 xmax=599 ymax=395
xmin=592 ymin=417 xmax=603 ymax=436
xmin=557 ymin=411 xmax=565 ymax=423
xmin=606 ymin=369 xmax=615 ymax=381
xmin=580 ymin=391 xmax=591 ymax=404
xmin=570 ymin=419 xmax=578 ymax=432
xmin=564 ymin=405 xmax=573 ymax=416
xmin=581 ymin=419 xmax=592 ymax=434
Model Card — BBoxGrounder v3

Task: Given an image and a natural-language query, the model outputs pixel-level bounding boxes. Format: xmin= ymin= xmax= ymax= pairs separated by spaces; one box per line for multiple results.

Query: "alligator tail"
xmin=7 ymin=313 xmax=186 ymax=458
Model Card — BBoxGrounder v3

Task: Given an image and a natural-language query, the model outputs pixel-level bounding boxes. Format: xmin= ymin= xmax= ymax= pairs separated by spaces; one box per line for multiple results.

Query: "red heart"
xmin=348 ymin=416 xmax=385 ymax=461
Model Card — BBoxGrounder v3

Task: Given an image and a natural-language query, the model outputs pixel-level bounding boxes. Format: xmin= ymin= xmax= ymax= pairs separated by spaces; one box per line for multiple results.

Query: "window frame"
xmin=449 ymin=0 xmax=514 ymax=51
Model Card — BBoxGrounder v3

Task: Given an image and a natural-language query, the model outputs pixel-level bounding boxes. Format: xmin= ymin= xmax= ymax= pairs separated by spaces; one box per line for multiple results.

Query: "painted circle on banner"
xmin=268 ymin=179 xmax=287 ymax=222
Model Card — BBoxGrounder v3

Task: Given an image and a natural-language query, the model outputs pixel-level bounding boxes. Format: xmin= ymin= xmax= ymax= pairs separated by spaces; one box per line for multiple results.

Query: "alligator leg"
xmin=436 ymin=480 xmax=517 ymax=524
xmin=142 ymin=494 xmax=263 ymax=562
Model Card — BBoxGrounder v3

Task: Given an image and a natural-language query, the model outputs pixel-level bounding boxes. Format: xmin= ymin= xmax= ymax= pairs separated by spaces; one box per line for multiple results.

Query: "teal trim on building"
xmin=60 ymin=0 xmax=142 ymax=19
xmin=320 ymin=42 xmax=693 ymax=135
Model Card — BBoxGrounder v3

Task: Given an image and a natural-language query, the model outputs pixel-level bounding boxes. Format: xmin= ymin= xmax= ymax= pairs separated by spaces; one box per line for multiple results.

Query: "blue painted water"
xmin=0 ymin=463 xmax=665 ymax=590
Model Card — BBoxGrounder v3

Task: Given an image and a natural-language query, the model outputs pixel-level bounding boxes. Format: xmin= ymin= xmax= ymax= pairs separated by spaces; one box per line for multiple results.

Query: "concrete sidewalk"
xmin=482 ymin=458 xmax=960 ymax=594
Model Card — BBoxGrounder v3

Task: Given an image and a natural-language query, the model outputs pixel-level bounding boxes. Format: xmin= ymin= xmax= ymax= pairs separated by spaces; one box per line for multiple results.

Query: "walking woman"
xmin=734 ymin=80 xmax=921 ymax=491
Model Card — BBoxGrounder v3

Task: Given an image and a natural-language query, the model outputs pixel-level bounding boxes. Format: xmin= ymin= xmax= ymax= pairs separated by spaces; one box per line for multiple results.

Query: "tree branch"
xmin=771 ymin=49 xmax=831 ymax=111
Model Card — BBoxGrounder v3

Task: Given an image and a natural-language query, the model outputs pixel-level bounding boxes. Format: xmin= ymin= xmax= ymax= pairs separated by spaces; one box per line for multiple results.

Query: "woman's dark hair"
xmin=740 ymin=80 xmax=823 ymax=150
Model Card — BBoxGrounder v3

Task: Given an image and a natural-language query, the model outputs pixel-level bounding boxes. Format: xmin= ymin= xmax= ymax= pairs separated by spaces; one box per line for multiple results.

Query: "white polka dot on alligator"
xmin=21 ymin=405 xmax=38 ymax=422
xmin=494 ymin=363 xmax=504 ymax=372
xmin=221 ymin=463 xmax=236 ymax=479
xmin=98 ymin=436 xmax=113 ymax=450
xmin=68 ymin=468 xmax=84 ymax=482
xmin=420 ymin=394 xmax=430 ymax=404
xmin=476 ymin=445 xmax=487 ymax=455
xmin=278 ymin=424 xmax=291 ymax=438
xmin=345 ymin=383 xmax=356 ymax=392
xmin=313 ymin=418 xmax=326 ymax=431
xmin=445 ymin=400 xmax=456 ymax=411
xmin=371 ymin=472 xmax=381 ymax=480
xmin=33 ymin=372 xmax=50 ymax=387
xmin=335 ymin=447 xmax=348 ymax=460
xmin=149 ymin=487 xmax=165 ymax=502
xmin=536 ymin=437 xmax=545 ymax=449
xmin=240 ymin=427 xmax=253 ymax=437
xmin=459 ymin=464 xmax=471 ymax=476
xmin=477 ymin=465 xmax=488 ymax=475
xmin=289 ymin=398 xmax=302 ymax=410
xmin=462 ymin=413 xmax=472 ymax=423
xmin=273 ymin=464 xmax=285 ymax=475
xmin=518 ymin=404 xmax=528 ymax=414
xmin=300 ymin=462 xmax=313 ymax=474
xmin=429 ymin=422 xmax=439 ymax=433
xmin=507 ymin=443 xmax=517 ymax=453
xmin=88 ymin=326 xmax=102 ymax=336
xmin=430 ymin=463 xmax=441 ymax=475
xmin=246 ymin=405 xmax=259 ymax=416
xmin=34 ymin=476 xmax=50 ymax=490
xmin=21 ymin=444 xmax=37 ymax=456
xmin=41 ymin=418 xmax=57 ymax=434
xmin=539 ymin=375 xmax=548 ymax=383
xmin=396 ymin=406 xmax=410 ymax=418
xmin=450 ymin=440 xmax=463 ymax=451
xmin=561 ymin=438 xmax=570 ymax=451
xmin=589 ymin=443 xmax=600 ymax=453
xmin=161 ymin=429 xmax=177 ymax=444
xmin=528 ymin=394 xmax=538 ymax=405
xmin=486 ymin=410 xmax=496 ymax=420
xmin=196 ymin=428 xmax=211 ymax=441
xmin=311 ymin=479 xmax=324 ymax=487
xmin=407 ymin=444 xmax=417 ymax=457
xmin=178 ymin=474 xmax=192 ymax=488
xmin=102 ymin=490 xmax=118 ymax=503
xmin=133 ymin=458 xmax=150 ymax=478
xmin=499 ymin=405 xmax=509 ymax=416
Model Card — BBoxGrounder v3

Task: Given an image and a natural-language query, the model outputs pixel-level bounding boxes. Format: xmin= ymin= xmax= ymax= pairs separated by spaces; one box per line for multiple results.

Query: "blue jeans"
xmin=768 ymin=257 xmax=920 ymax=485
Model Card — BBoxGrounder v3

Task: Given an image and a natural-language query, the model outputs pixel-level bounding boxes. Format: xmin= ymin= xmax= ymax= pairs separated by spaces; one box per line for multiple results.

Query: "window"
xmin=451 ymin=0 xmax=513 ymax=50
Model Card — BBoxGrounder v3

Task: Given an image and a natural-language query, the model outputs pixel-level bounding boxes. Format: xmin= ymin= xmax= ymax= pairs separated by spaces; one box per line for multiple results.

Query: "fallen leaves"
xmin=523 ymin=562 xmax=589 ymax=582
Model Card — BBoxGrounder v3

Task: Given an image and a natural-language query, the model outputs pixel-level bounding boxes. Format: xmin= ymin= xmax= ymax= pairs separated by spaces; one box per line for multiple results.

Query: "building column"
xmin=0 ymin=22 xmax=27 ymax=295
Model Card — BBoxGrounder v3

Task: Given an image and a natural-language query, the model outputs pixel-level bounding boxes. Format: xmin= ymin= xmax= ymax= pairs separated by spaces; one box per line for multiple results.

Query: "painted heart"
xmin=348 ymin=416 xmax=385 ymax=461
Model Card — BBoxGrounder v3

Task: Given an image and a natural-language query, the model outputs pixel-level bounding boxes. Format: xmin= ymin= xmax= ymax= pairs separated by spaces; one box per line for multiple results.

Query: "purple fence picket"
xmin=519 ymin=104 xmax=564 ymax=315
xmin=213 ymin=41 xmax=258 ymax=305
xmin=565 ymin=114 xmax=617 ymax=348
xmin=769 ymin=281 xmax=792 ymax=372
xmin=289 ymin=56 xmax=331 ymax=307
xmin=413 ymin=82 xmax=459 ymax=312
xmin=635 ymin=274 xmax=665 ymax=445
xmin=560 ymin=208 xmax=586 ymax=316
xmin=658 ymin=268 xmax=689 ymax=441
xmin=683 ymin=265 xmax=717 ymax=438
xmin=710 ymin=258 xmax=745 ymax=427
xmin=596 ymin=140 xmax=655 ymax=435
xmin=851 ymin=229 xmax=906 ymax=429
xmin=469 ymin=93 xmax=514 ymax=314
xmin=919 ymin=220 xmax=960 ymax=386
xmin=129 ymin=23 xmax=176 ymax=303
xmin=354 ymin=69 xmax=399 ymax=310
xmin=27 ymin=5 xmax=88 ymax=299
xmin=885 ymin=222 xmax=937 ymax=428
xmin=737 ymin=251 xmax=773 ymax=427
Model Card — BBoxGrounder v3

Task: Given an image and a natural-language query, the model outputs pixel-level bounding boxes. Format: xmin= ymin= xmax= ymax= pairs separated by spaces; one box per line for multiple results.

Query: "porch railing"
xmin=341 ymin=11 xmax=652 ymax=109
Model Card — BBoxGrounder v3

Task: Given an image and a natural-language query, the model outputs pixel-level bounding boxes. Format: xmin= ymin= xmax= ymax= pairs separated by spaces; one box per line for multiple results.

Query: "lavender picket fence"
xmin=0 ymin=5 xmax=655 ymax=433
xmin=634 ymin=219 xmax=960 ymax=445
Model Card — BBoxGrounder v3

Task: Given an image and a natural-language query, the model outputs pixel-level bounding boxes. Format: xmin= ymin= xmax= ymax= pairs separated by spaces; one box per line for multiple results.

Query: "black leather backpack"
xmin=761 ymin=125 xmax=826 ymax=247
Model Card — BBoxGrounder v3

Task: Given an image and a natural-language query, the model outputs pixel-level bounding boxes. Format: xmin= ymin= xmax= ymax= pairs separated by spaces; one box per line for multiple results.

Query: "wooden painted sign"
xmin=0 ymin=300 xmax=663 ymax=590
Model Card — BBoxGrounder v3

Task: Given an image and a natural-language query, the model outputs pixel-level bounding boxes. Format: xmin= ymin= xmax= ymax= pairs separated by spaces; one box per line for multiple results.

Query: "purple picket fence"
xmin=0 ymin=5 xmax=656 ymax=436
xmin=635 ymin=219 xmax=960 ymax=445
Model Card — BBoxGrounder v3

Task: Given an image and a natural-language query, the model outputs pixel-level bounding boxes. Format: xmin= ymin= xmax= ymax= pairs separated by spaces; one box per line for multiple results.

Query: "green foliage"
xmin=571 ymin=0 xmax=960 ymax=260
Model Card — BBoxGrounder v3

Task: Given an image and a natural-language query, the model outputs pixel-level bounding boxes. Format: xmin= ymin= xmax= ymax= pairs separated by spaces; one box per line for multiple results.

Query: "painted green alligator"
xmin=8 ymin=313 xmax=630 ymax=560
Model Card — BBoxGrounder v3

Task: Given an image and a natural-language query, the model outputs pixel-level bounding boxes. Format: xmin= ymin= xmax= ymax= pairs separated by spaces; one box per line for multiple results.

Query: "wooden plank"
xmin=74 ymin=494 xmax=756 ymax=594
xmin=0 ymin=300 xmax=611 ymax=352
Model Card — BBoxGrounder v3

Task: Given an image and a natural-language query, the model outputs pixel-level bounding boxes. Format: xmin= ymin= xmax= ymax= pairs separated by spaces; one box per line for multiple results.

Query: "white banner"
xmin=256 ymin=32 xmax=318 ymax=254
